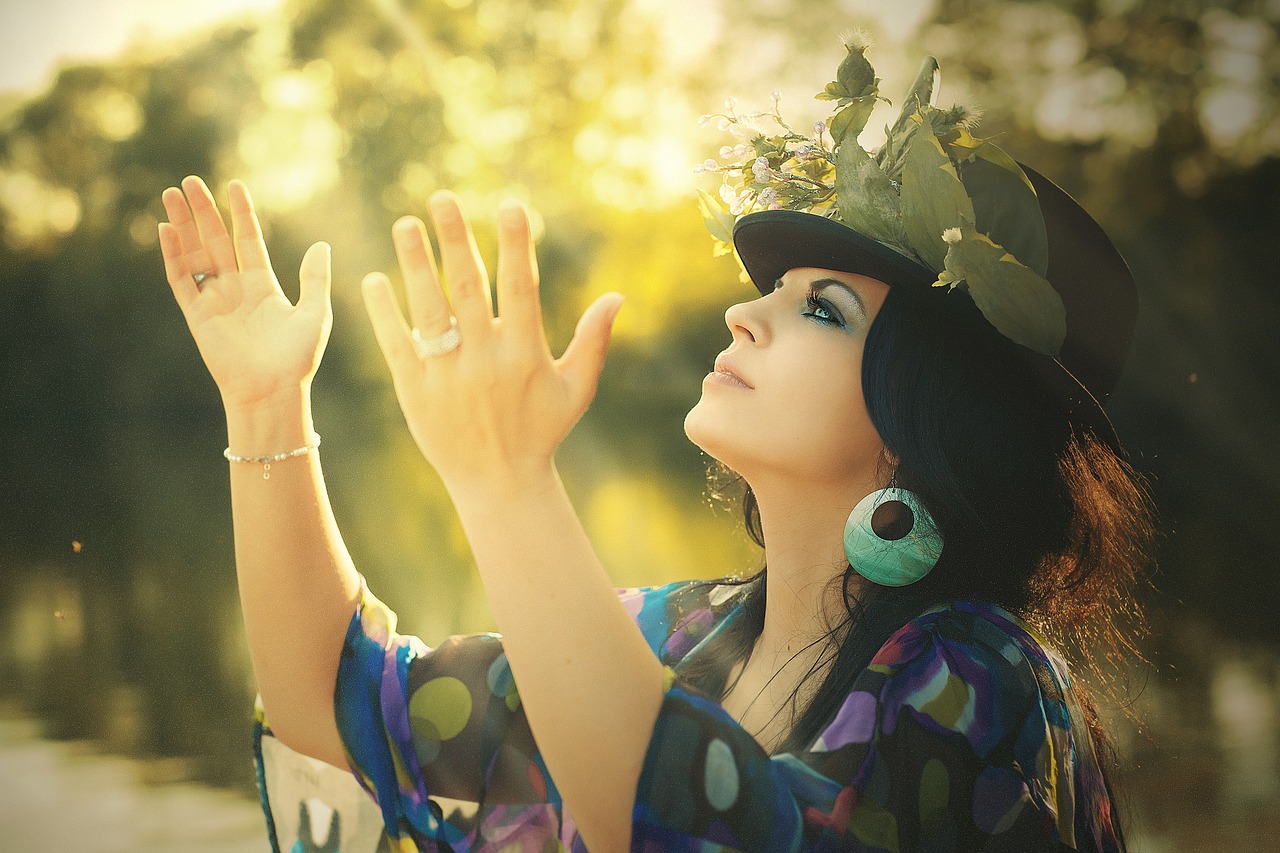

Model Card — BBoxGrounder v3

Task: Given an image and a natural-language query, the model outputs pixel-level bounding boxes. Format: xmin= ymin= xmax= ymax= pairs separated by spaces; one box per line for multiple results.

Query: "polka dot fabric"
xmin=315 ymin=578 xmax=1123 ymax=852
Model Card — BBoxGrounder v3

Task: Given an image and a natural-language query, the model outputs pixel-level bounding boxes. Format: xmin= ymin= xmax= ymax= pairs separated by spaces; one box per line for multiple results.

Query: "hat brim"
xmin=732 ymin=209 xmax=937 ymax=294
xmin=731 ymin=193 xmax=1129 ymax=451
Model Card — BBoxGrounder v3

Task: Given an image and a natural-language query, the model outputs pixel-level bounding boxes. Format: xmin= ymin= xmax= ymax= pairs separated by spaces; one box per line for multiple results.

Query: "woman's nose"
xmin=724 ymin=299 xmax=765 ymax=344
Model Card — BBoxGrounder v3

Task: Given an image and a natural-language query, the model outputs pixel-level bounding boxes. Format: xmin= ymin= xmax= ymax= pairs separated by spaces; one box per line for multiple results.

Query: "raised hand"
xmin=159 ymin=177 xmax=332 ymax=410
xmin=360 ymin=192 xmax=624 ymax=489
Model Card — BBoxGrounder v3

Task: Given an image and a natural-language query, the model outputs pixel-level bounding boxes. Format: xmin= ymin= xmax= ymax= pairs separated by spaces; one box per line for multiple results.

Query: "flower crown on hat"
xmin=697 ymin=36 xmax=1067 ymax=357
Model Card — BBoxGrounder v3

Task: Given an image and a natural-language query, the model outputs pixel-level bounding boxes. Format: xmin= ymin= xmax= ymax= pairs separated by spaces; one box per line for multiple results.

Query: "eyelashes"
xmin=803 ymin=289 xmax=845 ymax=327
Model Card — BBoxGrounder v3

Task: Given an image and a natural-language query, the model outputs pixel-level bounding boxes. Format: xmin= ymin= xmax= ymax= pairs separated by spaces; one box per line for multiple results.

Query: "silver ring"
xmin=411 ymin=318 xmax=461 ymax=358
xmin=192 ymin=272 xmax=215 ymax=286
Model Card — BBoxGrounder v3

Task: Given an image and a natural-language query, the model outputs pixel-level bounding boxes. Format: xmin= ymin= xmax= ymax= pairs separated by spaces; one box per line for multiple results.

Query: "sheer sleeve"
xmin=633 ymin=601 xmax=1114 ymax=852
xmin=332 ymin=576 xmax=695 ymax=848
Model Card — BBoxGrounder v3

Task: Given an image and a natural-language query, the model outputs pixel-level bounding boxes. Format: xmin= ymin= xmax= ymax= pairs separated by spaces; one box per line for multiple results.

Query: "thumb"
xmin=298 ymin=241 xmax=332 ymax=314
xmin=557 ymin=292 xmax=625 ymax=403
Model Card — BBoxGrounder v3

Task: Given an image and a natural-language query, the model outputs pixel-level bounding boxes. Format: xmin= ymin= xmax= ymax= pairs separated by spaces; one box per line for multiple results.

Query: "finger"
xmin=298 ymin=242 xmax=332 ymax=319
xmin=495 ymin=200 xmax=545 ymax=351
xmin=428 ymin=191 xmax=493 ymax=343
xmin=181 ymin=175 xmax=238 ymax=272
xmin=161 ymin=186 xmax=217 ymax=277
xmin=392 ymin=216 xmax=452 ymax=334
xmin=557 ymin=292 xmax=625 ymax=408
xmin=228 ymin=180 xmax=274 ymax=274
xmin=158 ymin=222 xmax=199 ymax=310
xmin=361 ymin=271 xmax=421 ymax=382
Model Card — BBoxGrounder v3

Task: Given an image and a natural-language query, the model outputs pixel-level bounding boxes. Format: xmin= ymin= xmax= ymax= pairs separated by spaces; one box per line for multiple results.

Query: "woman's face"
xmin=685 ymin=267 xmax=892 ymax=490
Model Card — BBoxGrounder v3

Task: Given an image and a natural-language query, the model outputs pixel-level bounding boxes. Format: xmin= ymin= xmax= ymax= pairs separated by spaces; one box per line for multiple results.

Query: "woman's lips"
xmin=708 ymin=354 xmax=753 ymax=389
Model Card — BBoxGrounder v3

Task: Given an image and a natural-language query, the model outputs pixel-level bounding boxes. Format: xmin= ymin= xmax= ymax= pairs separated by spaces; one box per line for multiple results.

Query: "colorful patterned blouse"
xmin=289 ymin=576 xmax=1123 ymax=852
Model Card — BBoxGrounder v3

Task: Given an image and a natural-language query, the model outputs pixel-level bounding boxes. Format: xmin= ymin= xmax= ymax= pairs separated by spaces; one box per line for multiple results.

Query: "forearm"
xmin=225 ymin=388 xmax=361 ymax=766
xmin=447 ymin=464 xmax=665 ymax=853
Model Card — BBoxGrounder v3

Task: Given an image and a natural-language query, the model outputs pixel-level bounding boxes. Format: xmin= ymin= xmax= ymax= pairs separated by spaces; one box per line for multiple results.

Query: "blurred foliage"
xmin=0 ymin=0 xmax=1277 ymax=804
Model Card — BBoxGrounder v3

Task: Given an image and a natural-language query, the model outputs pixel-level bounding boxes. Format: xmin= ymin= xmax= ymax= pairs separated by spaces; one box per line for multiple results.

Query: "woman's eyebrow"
xmin=812 ymin=278 xmax=867 ymax=317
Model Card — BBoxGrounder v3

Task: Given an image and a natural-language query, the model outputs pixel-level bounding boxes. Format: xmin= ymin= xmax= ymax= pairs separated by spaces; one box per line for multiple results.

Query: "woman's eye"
xmin=804 ymin=292 xmax=844 ymax=326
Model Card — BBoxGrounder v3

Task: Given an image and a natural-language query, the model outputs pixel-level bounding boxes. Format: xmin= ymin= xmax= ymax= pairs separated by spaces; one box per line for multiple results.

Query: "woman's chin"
xmin=684 ymin=404 xmax=736 ymax=468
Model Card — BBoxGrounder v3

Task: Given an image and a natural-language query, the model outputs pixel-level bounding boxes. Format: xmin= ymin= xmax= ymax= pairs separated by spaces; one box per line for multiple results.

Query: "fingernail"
xmin=498 ymin=201 xmax=523 ymax=229
xmin=428 ymin=191 xmax=457 ymax=218
xmin=606 ymin=292 xmax=626 ymax=320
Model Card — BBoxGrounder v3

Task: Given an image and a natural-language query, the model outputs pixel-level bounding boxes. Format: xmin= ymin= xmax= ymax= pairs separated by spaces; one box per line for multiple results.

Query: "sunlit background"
xmin=1 ymin=0 xmax=1278 ymax=850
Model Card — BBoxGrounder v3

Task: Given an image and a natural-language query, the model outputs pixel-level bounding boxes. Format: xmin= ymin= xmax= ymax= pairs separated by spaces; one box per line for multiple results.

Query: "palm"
xmin=159 ymin=177 xmax=331 ymax=408
xmin=360 ymin=196 xmax=623 ymax=487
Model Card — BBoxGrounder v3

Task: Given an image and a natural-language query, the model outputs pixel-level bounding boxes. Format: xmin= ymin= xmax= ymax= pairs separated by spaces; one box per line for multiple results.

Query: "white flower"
xmin=729 ymin=196 xmax=745 ymax=215
xmin=692 ymin=164 xmax=705 ymax=174
xmin=840 ymin=28 xmax=874 ymax=52
xmin=719 ymin=146 xmax=734 ymax=158
xmin=758 ymin=187 xmax=779 ymax=206
xmin=720 ymin=184 xmax=737 ymax=205
xmin=697 ymin=114 xmax=712 ymax=128
xmin=814 ymin=121 xmax=827 ymax=137
xmin=714 ymin=117 xmax=731 ymax=132
xmin=724 ymin=96 xmax=737 ymax=111
xmin=942 ymin=227 xmax=963 ymax=244
xmin=733 ymin=143 xmax=751 ymax=158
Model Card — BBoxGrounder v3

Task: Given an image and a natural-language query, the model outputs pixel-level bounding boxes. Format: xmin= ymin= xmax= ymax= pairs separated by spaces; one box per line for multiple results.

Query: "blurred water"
xmin=0 ymin=708 xmax=266 ymax=852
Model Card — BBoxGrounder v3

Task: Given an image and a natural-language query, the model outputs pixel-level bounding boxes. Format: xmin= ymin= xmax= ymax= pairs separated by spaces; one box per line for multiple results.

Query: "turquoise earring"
xmin=843 ymin=479 xmax=944 ymax=587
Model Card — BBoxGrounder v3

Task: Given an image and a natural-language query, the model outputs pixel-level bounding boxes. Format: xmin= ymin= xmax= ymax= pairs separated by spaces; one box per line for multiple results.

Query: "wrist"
xmin=223 ymin=388 xmax=316 ymax=459
xmin=442 ymin=456 xmax=561 ymax=509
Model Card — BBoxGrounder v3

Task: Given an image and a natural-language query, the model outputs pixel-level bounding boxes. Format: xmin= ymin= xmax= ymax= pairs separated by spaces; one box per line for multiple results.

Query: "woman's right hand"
xmin=159 ymin=176 xmax=332 ymax=410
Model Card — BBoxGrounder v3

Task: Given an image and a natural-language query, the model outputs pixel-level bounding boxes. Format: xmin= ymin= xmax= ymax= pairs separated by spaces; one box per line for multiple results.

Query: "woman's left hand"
xmin=361 ymin=192 xmax=624 ymax=490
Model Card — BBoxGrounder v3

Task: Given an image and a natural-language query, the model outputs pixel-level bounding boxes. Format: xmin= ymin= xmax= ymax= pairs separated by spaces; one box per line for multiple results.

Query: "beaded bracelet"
xmin=224 ymin=432 xmax=321 ymax=480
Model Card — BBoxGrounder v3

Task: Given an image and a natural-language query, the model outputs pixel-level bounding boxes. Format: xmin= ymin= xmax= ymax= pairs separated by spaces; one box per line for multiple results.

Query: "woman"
xmin=158 ymin=45 xmax=1153 ymax=852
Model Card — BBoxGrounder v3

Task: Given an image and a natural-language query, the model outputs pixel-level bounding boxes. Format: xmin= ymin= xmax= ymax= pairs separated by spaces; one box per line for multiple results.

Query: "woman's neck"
xmin=750 ymin=479 xmax=872 ymax=665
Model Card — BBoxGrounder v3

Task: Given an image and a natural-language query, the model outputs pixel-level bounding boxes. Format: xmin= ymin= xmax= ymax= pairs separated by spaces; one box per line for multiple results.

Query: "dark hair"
xmin=682 ymin=282 xmax=1156 ymax=839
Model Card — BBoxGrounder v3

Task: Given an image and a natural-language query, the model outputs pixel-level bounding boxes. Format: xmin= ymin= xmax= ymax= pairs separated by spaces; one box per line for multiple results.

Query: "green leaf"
xmin=835 ymin=139 xmax=911 ymax=257
xmin=941 ymin=226 xmax=1067 ymax=355
xmin=900 ymin=114 xmax=975 ymax=271
xmin=820 ymin=81 xmax=851 ymax=100
xmin=939 ymin=123 xmax=985 ymax=160
xmin=828 ymin=95 xmax=877 ymax=146
xmin=882 ymin=57 xmax=939 ymax=150
xmin=956 ymin=152 xmax=1048 ymax=277
xmin=697 ymin=189 xmax=737 ymax=244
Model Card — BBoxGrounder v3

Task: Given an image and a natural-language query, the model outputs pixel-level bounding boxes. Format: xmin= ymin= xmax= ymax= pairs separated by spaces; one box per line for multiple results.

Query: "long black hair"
xmin=680 ymin=281 xmax=1156 ymax=835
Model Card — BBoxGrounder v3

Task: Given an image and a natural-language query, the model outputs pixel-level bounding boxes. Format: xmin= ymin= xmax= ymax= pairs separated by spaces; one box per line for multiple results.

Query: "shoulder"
xmin=616 ymin=578 xmax=750 ymax=661
xmin=818 ymin=600 xmax=1062 ymax=762
xmin=814 ymin=601 xmax=1096 ymax=841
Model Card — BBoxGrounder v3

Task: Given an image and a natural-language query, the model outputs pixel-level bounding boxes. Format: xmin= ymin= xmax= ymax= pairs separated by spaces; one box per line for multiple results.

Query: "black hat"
xmin=731 ymin=166 xmax=1136 ymax=451
xmin=704 ymin=46 xmax=1136 ymax=449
